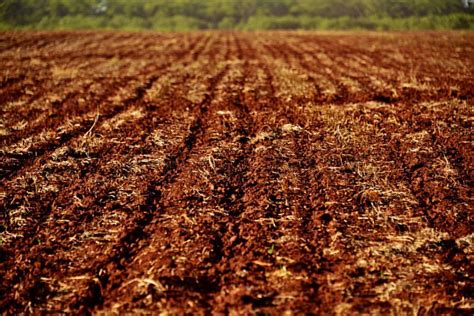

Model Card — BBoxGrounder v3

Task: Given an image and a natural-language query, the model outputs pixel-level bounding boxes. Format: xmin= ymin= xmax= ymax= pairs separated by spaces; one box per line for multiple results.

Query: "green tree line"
xmin=1 ymin=0 xmax=473 ymax=30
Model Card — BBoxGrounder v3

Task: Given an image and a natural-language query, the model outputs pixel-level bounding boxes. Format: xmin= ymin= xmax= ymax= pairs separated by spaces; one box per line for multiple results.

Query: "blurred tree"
xmin=0 ymin=0 xmax=472 ymax=30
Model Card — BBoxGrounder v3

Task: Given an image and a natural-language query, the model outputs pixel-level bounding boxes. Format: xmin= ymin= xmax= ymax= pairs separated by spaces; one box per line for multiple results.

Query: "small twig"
xmin=208 ymin=155 xmax=216 ymax=171
xmin=83 ymin=113 xmax=100 ymax=138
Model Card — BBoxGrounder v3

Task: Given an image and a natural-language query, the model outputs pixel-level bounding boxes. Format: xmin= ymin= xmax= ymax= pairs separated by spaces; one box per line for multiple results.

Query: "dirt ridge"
xmin=0 ymin=31 xmax=472 ymax=315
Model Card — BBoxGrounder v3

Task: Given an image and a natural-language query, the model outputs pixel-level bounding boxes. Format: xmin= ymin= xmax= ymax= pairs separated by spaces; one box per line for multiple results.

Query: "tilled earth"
xmin=0 ymin=30 xmax=473 ymax=314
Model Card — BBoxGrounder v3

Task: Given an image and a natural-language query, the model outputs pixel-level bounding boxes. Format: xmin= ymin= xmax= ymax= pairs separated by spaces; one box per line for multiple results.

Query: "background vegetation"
xmin=1 ymin=0 xmax=473 ymax=31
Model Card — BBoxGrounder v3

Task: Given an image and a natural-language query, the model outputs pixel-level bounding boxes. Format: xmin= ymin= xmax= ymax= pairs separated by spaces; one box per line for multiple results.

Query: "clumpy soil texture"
xmin=0 ymin=30 xmax=473 ymax=314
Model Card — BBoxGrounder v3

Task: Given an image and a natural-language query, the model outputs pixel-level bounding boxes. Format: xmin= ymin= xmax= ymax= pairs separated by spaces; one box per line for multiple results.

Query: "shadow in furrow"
xmin=73 ymin=66 xmax=230 ymax=313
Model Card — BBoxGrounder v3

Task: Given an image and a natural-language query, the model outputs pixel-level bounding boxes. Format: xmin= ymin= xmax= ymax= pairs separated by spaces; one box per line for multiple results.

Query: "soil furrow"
xmin=0 ymin=35 xmax=207 ymax=182
xmin=0 ymin=32 xmax=214 ymax=255
xmin=0 ymin=75 xmax=156 ymax=181
xmin=0 ymin=34 xmax=200 ymax=143
xmin=0 ymin=46 xmax=227 ymax=312
xmin=0 ymin=30 xmax=472 ymax=315
xmin=0 ymin=72 xmax=168 ymax=311
xmin=78 ymin=58 xmax=231 ymax=313
xmin=91 ymin=35 xmax=247 ymax=313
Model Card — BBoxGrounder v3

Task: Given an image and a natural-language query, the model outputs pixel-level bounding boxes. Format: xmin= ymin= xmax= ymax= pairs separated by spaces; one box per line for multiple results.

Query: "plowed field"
xmin=0 ymin=31 xmax=473 ymax=314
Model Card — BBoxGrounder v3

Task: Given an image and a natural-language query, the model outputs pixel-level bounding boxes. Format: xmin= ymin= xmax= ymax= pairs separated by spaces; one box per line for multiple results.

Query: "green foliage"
xmin=217 ymin=17 xmax=236 ymax=29
xmin=244 ymin=15 xmax=301 ymax=30
xmin=152 ymin=14 xmax=207 ymax=31
xmin=35 ymin=15 xmax=104 ymax=30
xmin=0 ymin=0 xmax=473 ymax=30
xmin=267 ymin=244 xmax=275 ymax=255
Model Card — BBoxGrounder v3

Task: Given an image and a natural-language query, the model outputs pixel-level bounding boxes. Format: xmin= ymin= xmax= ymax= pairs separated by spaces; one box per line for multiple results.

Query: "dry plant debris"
xmin=0 ymin=30 xmax=473 ymax=314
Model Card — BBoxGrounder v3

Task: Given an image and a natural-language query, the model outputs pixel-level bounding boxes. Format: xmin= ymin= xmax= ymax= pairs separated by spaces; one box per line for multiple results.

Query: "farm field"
xmin=0 ymin=31 xmax=473 ymax=314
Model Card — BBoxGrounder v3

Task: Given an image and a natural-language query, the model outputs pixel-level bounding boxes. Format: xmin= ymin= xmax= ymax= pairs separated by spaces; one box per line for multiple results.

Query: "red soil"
xmin=0 ymin=30 xmax=473 ymax=314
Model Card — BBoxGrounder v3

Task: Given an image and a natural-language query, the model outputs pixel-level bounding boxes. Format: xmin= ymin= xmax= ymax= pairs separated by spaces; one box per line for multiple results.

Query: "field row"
xmin=0 ymin=31 xmax=473 ymax=314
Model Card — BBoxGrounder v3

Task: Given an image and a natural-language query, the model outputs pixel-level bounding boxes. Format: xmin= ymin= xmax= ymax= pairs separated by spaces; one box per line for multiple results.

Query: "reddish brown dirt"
xmin=0 ymin=30 xmax=473 ymax=314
